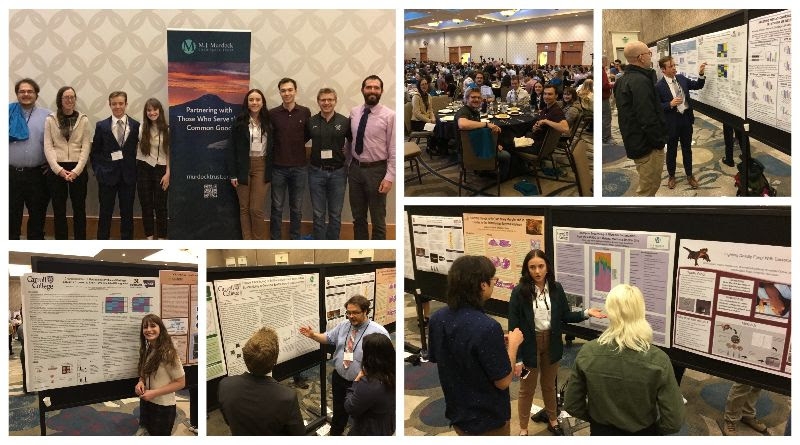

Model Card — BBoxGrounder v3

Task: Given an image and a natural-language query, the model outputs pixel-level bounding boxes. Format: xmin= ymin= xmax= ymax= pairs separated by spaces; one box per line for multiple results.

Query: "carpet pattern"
xmin=602 ymin=106 xmax=791 ymax=197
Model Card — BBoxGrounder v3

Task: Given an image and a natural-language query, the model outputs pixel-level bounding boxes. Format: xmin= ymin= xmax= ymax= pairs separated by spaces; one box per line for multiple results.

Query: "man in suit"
xmin=218 ymin=327 xmax=304 ymax=435
xmin=91 ymin=91 xmax=140 ymax=239
xmin=656 ymin=56 xmax=706 ymax=189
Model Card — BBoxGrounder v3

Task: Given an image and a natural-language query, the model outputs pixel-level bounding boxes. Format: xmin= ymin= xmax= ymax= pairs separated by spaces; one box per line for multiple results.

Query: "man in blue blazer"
xmin=656 ymin=57 xmax=706 ymax=189
xmin=91 ymin=91 xmax=140 ymax=239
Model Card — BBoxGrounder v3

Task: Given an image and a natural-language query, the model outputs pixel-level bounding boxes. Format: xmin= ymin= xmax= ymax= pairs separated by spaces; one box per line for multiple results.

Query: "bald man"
xmin=614 ymin=41 xmax=667 ymax=196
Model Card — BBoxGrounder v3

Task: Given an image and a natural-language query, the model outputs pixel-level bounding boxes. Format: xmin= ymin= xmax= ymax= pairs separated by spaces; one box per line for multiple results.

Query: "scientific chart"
xmin=673 ymin=240 xmax=790 ymax=377
xmin=748 ymin=10 xmax=791 ymax=132
xmin=325 ymin=272 xmax=376 ymax=331
xmin=213 ymin=274 xmax=319 ymax=376
xmin=411 ymin=215 xmax=464 ymax=275
xmin=159 ymin=270 xmax=198 ymax=365
xmin=21 ymin=273 xmax=160 ymax=391
xmin=206 ymin=283 xmax=227 ymax=380
xmin=672 ymin=25 xmax=748 ymax=118
xmin=463 ymin=213 xmax=546 ymax=302
xmin=374 ymin=267 xmax=397 ymax=326
xmin=553 ymin=227 xmax=676 ymax=346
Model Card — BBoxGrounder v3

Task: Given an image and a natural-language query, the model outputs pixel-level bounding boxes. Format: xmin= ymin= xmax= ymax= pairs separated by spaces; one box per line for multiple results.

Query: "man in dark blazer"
xmin=91 ymin=91 xmax=139 ymax=239
xmin=656 ymin=57 xmax=706 ymax=189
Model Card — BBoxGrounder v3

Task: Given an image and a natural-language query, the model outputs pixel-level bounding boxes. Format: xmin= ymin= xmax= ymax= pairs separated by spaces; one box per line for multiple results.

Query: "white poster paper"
xmin=206 ymin=283 xmax=227 ymax=381
xmin=404 ymin=211 xmax=415 ymax=280
xmin=374 ymin=268 xmax=397 ymax=326
xmin=748 ymin=10 xmax=791 ymax=132
xmin=325 ymin=272 xmax=376 ymax=331
xmin=411 ymin=215 xmax=465 ymax=275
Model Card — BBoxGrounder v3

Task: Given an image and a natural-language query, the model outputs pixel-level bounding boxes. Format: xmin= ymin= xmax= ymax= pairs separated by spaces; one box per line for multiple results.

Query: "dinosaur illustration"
xmin=683 ymin=246 xmax=710 ymax=266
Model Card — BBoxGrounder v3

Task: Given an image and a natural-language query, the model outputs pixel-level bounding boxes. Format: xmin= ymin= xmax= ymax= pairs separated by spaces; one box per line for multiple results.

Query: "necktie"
xmin=116 ymin=119 xmax=125 ymax=146
xmin=343 ymin=326 xmax=357 ymax=368
xmin=354 ymin=107 xmax=371 ymax=155
xmin=673 ymin=79 xmax=686 ymax=113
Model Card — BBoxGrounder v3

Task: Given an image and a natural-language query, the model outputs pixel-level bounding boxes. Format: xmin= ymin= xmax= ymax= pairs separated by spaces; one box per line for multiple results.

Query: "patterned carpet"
xmin=8 ymin=340 xmax=194 ymax=436
xmin=602 ymin=106 xmax=791 ymax=197
xmin=403 ymin=295 xmax=790 ymax=436
xmin=404 ymin=132 xmax=593 ymax=197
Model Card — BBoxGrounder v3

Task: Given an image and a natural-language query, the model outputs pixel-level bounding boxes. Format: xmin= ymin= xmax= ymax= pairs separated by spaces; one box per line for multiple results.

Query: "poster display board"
xmin=672 ymin=25 xmax=748 ymax=118
xmin=673 ymin=240 xmax=791 ymax=377
xmin=206 ymin=283 xmax=227 ymax=381
xmin=553 ymin=227 xmax=676 ymax=347
xmin=213 ymin=274 xmax=319 ymax=376
xmin=463 ymin=213 xmax=546 ymax=302
xmin=21 ymin=273 xmax=160 ymax=392
xmin=411 ymin=215 xmax=464 ymax=275
xmin=748 ymin=10 xmax=791 ymax=132
xmin=404 ymin=211 xmax=415 ymax=280
xmin=374 ymin=268 xmax=397 ymax=326
xmin=159 ymin=270 xmax=198 ymax=365
xmin=324 ymin=272 xmax=376 ymax=331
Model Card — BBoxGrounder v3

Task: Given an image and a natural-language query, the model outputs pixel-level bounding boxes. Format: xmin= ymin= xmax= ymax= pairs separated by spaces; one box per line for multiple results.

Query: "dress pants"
xmin=723 ymin=123 xmax=744 ymax=162
xmin=9 ymin=166 xmax=49 ymax=239
xmin=724 ymin=383 xmax=761 ymax=422
xmin=633 ymin=148 xmax=665 ymax=197
xmin=97 ymin=181 xmax=136 ymax=240
xmin=665 ymin=114 xmax=694 ymax=177
xmin=517 ymin=330 xmax=560 ymax=429
xmin=348 ymin=162 xmax=387 ymax=240
xmin=330 ymin=370 xmax=353 ymax=436
xmin=235 ymin=156 xmax=268 ymax=240
xmin=136 ymin=161 xmax=169 ymax=239
xmin=46 ymin=162 xmax=88 ymax=239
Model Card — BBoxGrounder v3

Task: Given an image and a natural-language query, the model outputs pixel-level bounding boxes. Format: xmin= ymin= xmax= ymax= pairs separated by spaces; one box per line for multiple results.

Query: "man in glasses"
xmin=299 ymin=295 xmax=389 ymax=435
xmin=614 ymin=41 xmax=667 ymax=196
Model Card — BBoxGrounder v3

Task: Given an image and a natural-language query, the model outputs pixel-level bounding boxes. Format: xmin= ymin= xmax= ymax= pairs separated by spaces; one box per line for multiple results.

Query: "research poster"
xmin=374 ymin=268 xmax=397 ymax=326
xmin=404 ymin=211 xmax=414 ymax=280
xmin=206 ymin=283 xmax=227 ymax=381
xmin=213 ymin=274 xmax=319 ymax=376
xmin=673 ymin=240 xmax=790 ymax=377
xmin=748 ymin=10 xmax=791 ymax=132
xmin=325 ymin=272 xmax=376 ymax=331
xmin=159 ymin=270 xmax=198 ymax=365
xmin=672 ymin=25 xmax=748 ymax=118
xmin=411 ymin=215 xmax=464 ymax=275
xmin=553 ymin=227 xmax=676 ymax=346
xmin=21 ymin=273 xmax=160 ymax=392
xmin=463 ymin=213 xmax=546 ymax=302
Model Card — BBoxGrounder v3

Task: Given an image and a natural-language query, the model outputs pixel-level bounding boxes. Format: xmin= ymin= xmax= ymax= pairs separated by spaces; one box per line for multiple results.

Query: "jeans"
xmin=308 ymin=165 xmax=347 ymax=240
xmin=270 ymin=165 xmax=307 ymax=240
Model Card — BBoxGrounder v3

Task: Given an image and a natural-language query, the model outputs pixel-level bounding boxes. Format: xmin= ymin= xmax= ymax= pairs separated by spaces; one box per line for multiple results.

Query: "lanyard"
xmin=348 ymin=321 xmax=370 ymax=352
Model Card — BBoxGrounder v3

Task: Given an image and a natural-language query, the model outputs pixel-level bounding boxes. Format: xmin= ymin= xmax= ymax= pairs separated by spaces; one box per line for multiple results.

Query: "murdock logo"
xmin=182 ymin=39 xmax=197 ymax=55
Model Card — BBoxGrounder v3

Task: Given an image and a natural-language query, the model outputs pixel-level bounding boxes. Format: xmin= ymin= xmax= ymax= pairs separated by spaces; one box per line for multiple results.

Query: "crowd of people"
xmin=9 ymin=74 xmax=395 ymax=240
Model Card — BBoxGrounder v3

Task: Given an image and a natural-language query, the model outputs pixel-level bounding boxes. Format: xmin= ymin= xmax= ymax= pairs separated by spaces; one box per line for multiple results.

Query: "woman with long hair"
xmin=226 ymin=89 xmax=273 ymax=239
xmin=531 ymin=81 xmax=546 ymax=111
xmin=344 ymin=333 xmax=396 ymax=435
xmin=43 ymin=86 xmax=91 ymax=239
xmin=559 ymin=87 xmax=583 ymax=137
xmin=410 ymin=76 xmax=435 ymax=131
xmin=135 ymin=314 xmax=185 ymax=436
xmin=136 ymin=98 xmax=170 ymax=239
xmin=509 ymin=249 xmax=605 ymax=435
xmin=564 ymin=284 xmax=685 ymax=435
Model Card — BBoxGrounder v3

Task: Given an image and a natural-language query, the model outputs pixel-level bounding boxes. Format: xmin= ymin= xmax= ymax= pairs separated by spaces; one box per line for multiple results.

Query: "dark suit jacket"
xmin=226 ymin=120 xmax=274 ymax=184
xmin=218 ymin=373 xmax=304 ymax=436
xmin=508 ymin=281 xmax=586 ymax=368
xmin=656 ymin=74 xmax=706 ymax=134
xmin=90 ymin=115 xmax=140 ymax=186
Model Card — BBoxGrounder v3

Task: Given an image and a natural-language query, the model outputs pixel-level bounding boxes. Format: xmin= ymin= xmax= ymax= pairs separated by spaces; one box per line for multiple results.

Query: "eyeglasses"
xmin=17 ymin=90 xmax=36 ymax=95
xmin=345 ymin=310 xmax=363 ymax=316
xmin=62 ymin=96 xmax=77 ymax=101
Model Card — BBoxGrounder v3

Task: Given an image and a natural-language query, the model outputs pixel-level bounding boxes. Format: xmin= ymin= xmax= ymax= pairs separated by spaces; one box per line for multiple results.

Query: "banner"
xmin=167 ymin=29 xmax=251 ymax=239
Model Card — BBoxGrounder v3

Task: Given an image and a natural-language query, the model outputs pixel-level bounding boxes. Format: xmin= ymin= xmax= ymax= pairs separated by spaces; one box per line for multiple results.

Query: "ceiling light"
xmin=427 ymin=21 xmax=441 ymax=27
xmin=452 ymin=19 xmax=463 ymax=24
xmin=500 ymin=9 xmax=519 ymax=17
xmin=9 ymin=264 xmax=32 ymax=277
xmin=142 ymin=249 xmax=199 ymax=264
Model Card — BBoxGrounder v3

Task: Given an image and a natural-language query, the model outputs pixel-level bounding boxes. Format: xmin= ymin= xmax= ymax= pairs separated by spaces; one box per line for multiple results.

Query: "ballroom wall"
xmin=8 ymin=9 xmax=396 ymax=235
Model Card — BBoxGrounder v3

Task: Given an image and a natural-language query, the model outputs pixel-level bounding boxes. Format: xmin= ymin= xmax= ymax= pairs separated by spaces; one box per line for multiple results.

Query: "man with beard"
xmin=347 ymin=75 xmax=395 ymax=240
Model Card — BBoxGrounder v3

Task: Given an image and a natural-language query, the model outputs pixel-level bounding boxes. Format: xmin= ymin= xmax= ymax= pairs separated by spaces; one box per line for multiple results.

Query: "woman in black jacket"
xmin=344 ymin=333 xmax=395 ymax=435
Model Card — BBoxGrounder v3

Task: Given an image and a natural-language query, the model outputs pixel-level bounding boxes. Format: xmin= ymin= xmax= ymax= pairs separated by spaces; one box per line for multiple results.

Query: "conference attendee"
xmin=722 ymin=383 xmax=769 ymax=435
xmin=429 ymin=255 xmax=524 ymax=436
xmin=307 ymin=88 xmax=349 ymax=240
xmin=577 ymin=78 xmax=594 ymax=113
xmin=218 ymin=327 xmax=304 ymax=436
xmin=509 ymin=249 xmax=605 ymax=436
xmin=514 ymin=84 xmax=568 ymax=156
xmin=43 ymin=86 xmax=90 ymax=239
xmin=347 ymin=75 xmax=395 ymax=240
xmin=456 ymin=87 xmax=510 ymax=181
xmin=602 ymin=56 xmax=616 ymax=144
xmin=91 ymin=91 xmax=140 ymax=239
xmin=9 ymin=78 xmax=50 ymax=240
xmin=299 ymin=295 xmax=389 ymax=436
xmin=722 ymin=122 xmax=744 ymax=167
xmin=344 ymin=333 xmax=396 ymax=436
xmin=269 ymin=78 xmax=311 ymax=240
xmin=506 ymin=75 xmax=530 ymax=106
xmin=463 ymin=71 xmax=494 ymax=103
xmin=228 ymin=89 xmax=272 ymax=240
xmin=559 ymin=86 xmax=583 ymax=137
xmin=564 ymin=284 xmax=684 ymax=435
xmin=656 ymin=56 xmax=707 ymax=189
xmin=614 ymin=41 xmax=667 ymax=197
xmin=136 ymin=98 xmax=170 ymax=240
xmin=410 ymin=76 xmax=436 ymax=131
xmin=135 ymin=314 xmax=186 ymax=436
xmin=530 ymin=81 xmax=545 ymax=111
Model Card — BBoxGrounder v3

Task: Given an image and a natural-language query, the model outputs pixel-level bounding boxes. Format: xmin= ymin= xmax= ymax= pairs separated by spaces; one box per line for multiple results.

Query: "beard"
xmin=363 ymin=92 xmax=381 ymax=106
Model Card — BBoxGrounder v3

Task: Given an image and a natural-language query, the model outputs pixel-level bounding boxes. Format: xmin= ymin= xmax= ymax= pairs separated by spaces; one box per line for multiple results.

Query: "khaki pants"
xmin=517 ymin=330 xmax=560 ymax=429
xmin=724 ymin=383 xmax=761 ymax=422
xmin=633 ymin=148 xmax=665 ymax=197
xmin=235 ymin=156 xmax=268 ymax=240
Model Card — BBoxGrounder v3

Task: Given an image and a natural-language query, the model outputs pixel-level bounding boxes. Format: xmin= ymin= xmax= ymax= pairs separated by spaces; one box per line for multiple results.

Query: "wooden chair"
xmin=515 ymin=127 xmax=562 ymax=195
xmin=404 ymin=102 xmax=432 ymax=146
xmin=572 ymin=139 xmax=592 ymax=196
xmin=404 ymin=141 xmax=423 ymax=184
xmin=459 ymin=129 xmax=500 ymax=196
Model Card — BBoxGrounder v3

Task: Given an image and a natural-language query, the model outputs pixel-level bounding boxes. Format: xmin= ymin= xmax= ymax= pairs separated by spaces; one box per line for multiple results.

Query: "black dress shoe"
xmin=722 ymin=158 xmax=735 ymax=167
xmin=547 ymin=423 xmax=565 ymax=436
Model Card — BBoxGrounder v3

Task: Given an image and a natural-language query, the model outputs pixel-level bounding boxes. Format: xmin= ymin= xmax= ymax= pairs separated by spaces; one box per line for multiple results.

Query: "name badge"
xmin=321 ymin=149 xmax=333 ymax=159
xmin=111 ymin=151 xmax=123 ymax=161
xmin=343 ymin=352 xmax=354 ymax=362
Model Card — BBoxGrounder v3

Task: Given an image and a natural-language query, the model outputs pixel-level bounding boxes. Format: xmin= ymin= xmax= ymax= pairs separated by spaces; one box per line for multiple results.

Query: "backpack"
xmin=735 ymin=158 xmax=776 ymax=196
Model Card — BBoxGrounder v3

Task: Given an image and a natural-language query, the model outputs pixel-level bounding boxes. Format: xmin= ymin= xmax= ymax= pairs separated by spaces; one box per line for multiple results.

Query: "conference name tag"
xmin=321 ymin=149 xmax=333 ymax=159
xmin=343 ymin=352 xmax=354 ymax=362
xmin=111 ymin=151 xmax=123 ymax=161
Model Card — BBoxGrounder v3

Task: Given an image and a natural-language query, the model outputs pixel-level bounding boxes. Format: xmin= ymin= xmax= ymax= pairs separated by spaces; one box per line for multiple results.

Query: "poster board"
xmin=404 ymin=211 xmax=415 ymax=280
xmin=747 ymin=9 xmax=791 ymax=132
xmin=324 ymin=272 xmax=376 ymax=331
xmin=206 ymin=283 xmax=227 ymax=381
xmin=411 ymin=215 xmax=464 ymax=275
xmin=374 ymin=268 xmax=397 ymax=326
xmin=673 ymin=240 xmax=790 ymax=377
xmin=159 ymin=270 xmax=198 ymax=365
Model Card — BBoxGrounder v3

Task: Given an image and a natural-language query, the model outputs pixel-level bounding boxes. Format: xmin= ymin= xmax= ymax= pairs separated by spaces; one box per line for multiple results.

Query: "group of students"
xmin=429 ymin=253 xmax=686 ymax=436
xmin=9 ymin=78 xmax=170 ymax=240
